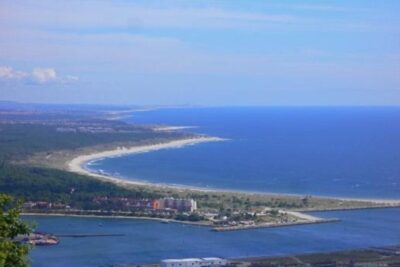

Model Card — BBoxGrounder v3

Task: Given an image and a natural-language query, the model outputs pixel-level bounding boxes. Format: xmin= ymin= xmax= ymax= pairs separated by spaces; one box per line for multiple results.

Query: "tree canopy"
xmin=0 ymin=194 xmax=31 ymax=267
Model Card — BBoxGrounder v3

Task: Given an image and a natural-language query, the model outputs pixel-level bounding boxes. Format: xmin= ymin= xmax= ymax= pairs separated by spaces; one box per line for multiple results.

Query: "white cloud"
xmin=0 ymin=65 xmax=78 ymax=84
xmin=32 ymin=67 xmax=56 ymax=83
xmin=0 ymin=66 xmax=28 ymax=80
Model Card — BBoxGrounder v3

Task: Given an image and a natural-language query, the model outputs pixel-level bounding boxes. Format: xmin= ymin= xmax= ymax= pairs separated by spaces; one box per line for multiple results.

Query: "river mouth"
xmin=26 ymin=207 xmax=400 ymax=267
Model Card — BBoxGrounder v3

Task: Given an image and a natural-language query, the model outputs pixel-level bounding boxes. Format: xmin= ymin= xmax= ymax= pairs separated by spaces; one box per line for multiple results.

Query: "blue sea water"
xmin=28 ymin=107 xmax=400 ymax=266
xmin=27 ymin=208 xmax=400 ymax=267
xmin=91 ymin=107 xmax=400 ymax=198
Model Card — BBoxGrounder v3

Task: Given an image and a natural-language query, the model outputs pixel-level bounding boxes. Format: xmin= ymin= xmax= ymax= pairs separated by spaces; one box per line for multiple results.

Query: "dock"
xmin=212 ymin=218 xmax=340 ymax=232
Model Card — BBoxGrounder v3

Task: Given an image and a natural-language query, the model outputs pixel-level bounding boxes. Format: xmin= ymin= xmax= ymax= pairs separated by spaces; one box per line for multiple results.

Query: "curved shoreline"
xmin=67 ymin=137 xmax=400 ymax=206
xmin=68 ymin=136 xmax=227 ymax=189
xmin=22 ymin=212 xmax=211 ymax=227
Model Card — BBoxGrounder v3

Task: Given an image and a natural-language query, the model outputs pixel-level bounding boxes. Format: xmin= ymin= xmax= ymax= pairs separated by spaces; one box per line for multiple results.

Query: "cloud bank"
xmin=0 ymin=65 xmax=78 ymax=84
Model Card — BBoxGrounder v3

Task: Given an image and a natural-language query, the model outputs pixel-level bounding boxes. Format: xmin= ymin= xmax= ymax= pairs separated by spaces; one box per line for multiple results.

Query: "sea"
xmin=91 ymin=107 xmax=400 ymax=198
xmin=28 ymin=107 xmax=400 ymax=266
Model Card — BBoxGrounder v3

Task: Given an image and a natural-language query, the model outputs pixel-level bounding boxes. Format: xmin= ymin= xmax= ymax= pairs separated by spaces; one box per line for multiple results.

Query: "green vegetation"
xmin=0 ymin=164 xmax=160 ymax=210
xmin=0 ymin=194 xmax=31 ymax=267
xmin=0 ymin=120 xmax=182 ymax=210
xmin=185 ymin=192 xmax=305 ymax=211
xmin=0 ymin=123 xmax=187 ymax=162
xmin=232 ymin=247 xmax=400 ymax=267
xmin=174 ymin=213 xmax=205 ymax=222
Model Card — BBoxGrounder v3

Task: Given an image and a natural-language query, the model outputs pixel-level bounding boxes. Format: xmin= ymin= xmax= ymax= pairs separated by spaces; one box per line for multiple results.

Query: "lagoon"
xmin=27 ymin=208 xmax=400 ymax=267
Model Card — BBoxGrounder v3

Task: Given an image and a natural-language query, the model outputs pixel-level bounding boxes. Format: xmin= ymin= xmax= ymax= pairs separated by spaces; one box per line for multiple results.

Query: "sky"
xmin=0 ymin=0 xmax=399 ymax=106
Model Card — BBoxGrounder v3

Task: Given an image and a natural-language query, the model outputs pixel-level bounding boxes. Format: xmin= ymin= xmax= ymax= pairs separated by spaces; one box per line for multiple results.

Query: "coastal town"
xmin=21 ymin=196 xmax=343 ymax=231
xmin=24 ymin=197 xmax=197 ymax=213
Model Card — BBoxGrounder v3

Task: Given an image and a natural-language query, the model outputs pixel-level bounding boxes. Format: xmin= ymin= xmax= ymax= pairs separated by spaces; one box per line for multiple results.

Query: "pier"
xmin=212 ymin=218 xmax=340 ymax=232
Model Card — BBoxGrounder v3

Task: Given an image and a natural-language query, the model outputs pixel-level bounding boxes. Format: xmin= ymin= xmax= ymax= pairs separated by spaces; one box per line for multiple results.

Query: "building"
xmin=93 ymin=196 xmax=155 ymax=210
xmin=161 ymin=258 xmax=203 ymax=267
xmin=92 ymin=196 xmax=197 ymax=212
xmin=152 ymin=199 xmax=162 ymax=209
xmin=159 ymin=197 xmax=197 ymax=212
xmin=201 ymin=257 xmax=227 ymax=267
xmin=161 ymin=258 xmax=227 ymax=267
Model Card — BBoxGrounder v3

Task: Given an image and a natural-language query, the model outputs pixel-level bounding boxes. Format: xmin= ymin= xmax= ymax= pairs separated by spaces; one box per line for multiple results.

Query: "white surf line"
xmin=68 ymin=136 xmax=226 ymax=187
xmin=67 ymin=137 xmax=400 ymax=206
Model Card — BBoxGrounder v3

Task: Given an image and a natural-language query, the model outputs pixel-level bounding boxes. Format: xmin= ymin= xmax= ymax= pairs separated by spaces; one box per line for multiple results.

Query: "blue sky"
xmin=0 ymin=0 xmax=399 ymax=105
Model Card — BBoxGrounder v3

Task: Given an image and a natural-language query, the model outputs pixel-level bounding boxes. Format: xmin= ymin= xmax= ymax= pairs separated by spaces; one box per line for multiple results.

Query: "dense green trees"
xmin=0 ymin=164 xmax=161 ymax=209
xmin=174 ymin=213 xmax=204 ymax=222
xmin=0 ymin=122 xmax=176 ymax=209
xmin=0 ymin=194 xmax=31 ymax=267
xmin=0 ymin=123 xmax=187 ymax=162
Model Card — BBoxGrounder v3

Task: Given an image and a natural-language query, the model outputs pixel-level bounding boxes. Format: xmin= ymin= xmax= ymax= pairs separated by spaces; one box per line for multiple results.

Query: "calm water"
xmin=91 ymin=107 xmax=400 ymax=198
xmin=27 ymin=208 xmax=400 ymax=267
xmin=29 ymin=107 xmax=400 ymax=266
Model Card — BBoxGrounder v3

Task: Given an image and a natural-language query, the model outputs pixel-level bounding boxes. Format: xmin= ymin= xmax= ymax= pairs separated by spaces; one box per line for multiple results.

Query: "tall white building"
xmin=160 ymin=198 xmax=197 ymax=212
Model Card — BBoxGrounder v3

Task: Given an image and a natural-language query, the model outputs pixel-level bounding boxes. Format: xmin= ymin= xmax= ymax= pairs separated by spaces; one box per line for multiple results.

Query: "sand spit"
xmin=66 ymin=136 xmax=400 ymax=207
xmin=68 ymin=136 xmax=225 ymax=188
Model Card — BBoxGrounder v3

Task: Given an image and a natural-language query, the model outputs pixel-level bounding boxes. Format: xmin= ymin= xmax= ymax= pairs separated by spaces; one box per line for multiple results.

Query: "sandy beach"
xmin=67 ymin=136 xmax=400 ymax=207
xmin=152 ymin=126 xmax=199 ymax=132
xmin=68 ymin=136 xmax=225 ymax=188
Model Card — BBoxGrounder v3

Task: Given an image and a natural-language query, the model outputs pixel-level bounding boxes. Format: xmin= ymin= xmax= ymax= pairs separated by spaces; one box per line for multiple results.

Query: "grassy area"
xmin=0 ymin=122 xmax=189 ymax=162
xmin=231 ymin=247 xmax=400 ymax=267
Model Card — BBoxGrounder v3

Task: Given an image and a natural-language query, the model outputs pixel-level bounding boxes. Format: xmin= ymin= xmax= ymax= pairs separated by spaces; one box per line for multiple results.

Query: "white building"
xmin=161 ymin=257 xmax=227 ymax=267
xmin=160 ymin=198 xmax=197 ymax=212
xmin=201 ymin=257 xmax=227 ymax=267
xmin=161 ymin=258 xmax=202 ymax=267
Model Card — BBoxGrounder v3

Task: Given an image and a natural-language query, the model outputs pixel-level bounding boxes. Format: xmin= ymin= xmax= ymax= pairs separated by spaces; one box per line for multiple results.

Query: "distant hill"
xmin=0 ymin=100 xmax=143 ymax=112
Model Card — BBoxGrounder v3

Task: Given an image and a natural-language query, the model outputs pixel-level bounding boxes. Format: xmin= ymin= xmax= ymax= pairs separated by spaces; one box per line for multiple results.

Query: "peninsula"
xmin=67 ymin=136 xmax=225 ymax=188
xmin=1 ymin=105 xmax=399 ymax=231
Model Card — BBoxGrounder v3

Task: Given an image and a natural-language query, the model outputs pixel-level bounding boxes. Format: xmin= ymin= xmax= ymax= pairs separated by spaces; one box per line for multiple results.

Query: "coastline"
xmin=21 ymin=212 xmax=339 ymax=231
xmin=66 ymin=136 xmax=400 ymax=207
xmin=67 ymin=136 xmax=225 ymax=189
xmin=21 ymin=212 xmax=212 ymax=227
xmin=26 ymin=134 xmax=399 ymax=232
